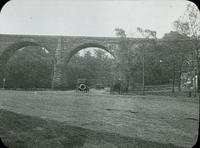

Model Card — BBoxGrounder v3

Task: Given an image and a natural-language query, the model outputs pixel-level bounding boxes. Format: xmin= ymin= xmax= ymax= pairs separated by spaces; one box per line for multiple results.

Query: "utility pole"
xmin=136 ymin=27 xmax=156 ymax=95
xmin=2 ymin=78 xmax=6 ymax=89
xmin=142 ymin=47 xmax=145 ymax=95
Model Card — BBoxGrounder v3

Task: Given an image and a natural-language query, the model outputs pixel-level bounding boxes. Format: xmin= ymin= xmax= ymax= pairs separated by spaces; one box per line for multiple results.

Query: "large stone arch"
xmin=0 ymin=41 xmax=51 ymax=87
xmin=0 ymin=41 xmax=45 ymax=65
xmin=51 ymin=40 xmax=117 ymax=89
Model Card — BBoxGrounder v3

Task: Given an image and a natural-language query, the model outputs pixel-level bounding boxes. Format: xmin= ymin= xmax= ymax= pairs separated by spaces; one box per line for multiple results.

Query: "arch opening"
xmin=63 ymin=43 xmax=116 ymax=90
xmin=0 ymin=41 xmax=52 ymax=89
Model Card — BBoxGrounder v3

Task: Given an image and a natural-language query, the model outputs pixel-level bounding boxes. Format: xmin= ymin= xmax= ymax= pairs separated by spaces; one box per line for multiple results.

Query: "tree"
xmin=136 ymin=27 xmax=157 ymax=94
xmin=173 ymin=3 xmax=200 ymax=93
xmin=114 ymin=28 xmax=126 ymax=38
xmin=161 ymin=31 xmax=192 ymax=92
xmin=94 ymin=49 xmax=113 ymax=85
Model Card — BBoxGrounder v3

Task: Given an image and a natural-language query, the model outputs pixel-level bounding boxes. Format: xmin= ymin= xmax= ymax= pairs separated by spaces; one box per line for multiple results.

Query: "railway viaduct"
xmin=0 ymin=34 xmax=153 ymax=89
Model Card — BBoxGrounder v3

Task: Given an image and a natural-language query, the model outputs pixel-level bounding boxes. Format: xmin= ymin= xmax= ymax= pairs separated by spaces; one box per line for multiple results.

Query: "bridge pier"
xmin=52 ymin=64 xmax=64 ymax=89
xmin=52 ymin=37 xmax=64 ymax=89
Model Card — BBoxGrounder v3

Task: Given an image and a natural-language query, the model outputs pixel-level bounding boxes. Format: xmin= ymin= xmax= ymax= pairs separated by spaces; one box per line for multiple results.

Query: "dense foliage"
xmin=63 ymin=49 xmax=114 ymax=89
xmin=5 ymin=46 xmax=53 ymax=89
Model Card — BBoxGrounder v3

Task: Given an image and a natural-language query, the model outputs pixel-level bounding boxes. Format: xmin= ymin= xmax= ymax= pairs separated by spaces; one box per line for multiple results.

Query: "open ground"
xmin=0 ymin=89 xmax=199 ymax=148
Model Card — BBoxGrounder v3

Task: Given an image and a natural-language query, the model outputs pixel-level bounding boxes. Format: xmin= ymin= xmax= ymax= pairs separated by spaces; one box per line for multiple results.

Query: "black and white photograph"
xmin=0 ymin=0 xmax=199 ymax=147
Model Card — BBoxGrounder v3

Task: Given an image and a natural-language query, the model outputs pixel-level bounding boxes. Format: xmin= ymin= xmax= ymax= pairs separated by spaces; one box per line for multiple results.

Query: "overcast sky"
xmin=0 ymin=0 xmax=193 ymax=38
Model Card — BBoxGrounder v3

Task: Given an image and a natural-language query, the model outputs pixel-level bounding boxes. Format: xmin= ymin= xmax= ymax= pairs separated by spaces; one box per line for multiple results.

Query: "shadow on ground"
xmin=0 ymin=109 xmax=184 ymax=148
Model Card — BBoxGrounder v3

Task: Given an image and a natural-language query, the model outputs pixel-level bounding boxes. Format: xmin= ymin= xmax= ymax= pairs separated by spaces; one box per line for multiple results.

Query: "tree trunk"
xmin=178 ymin=71 xmax=182 ymax=92
xmin=126 ymin=75 xmax=130 ymax=92
xmin=172 ymin=63 xmax=175 ymax=93
xmin=194 ymin=41 xmax=200 ymax=93
xmin=196 ymin=49 xmax=200 ymax=93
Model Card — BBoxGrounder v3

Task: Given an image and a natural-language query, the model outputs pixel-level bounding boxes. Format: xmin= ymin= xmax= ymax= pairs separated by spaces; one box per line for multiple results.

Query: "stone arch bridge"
xmin=0 ymin=34 xmax=153 ymax=89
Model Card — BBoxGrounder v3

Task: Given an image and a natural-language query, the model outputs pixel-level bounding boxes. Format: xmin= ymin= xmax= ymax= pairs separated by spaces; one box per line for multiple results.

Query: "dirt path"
xmin=0 ymin=90 xmax=199 ymax=147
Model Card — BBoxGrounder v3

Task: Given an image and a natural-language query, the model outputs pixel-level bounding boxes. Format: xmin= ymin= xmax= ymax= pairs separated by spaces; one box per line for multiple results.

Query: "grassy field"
xmin=0 ymin=89 xmax=199 ymax=148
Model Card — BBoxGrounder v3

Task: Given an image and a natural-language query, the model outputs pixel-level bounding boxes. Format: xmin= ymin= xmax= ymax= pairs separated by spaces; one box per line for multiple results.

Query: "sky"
xmin=0 ymin=0 xmax=193 ymax=38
